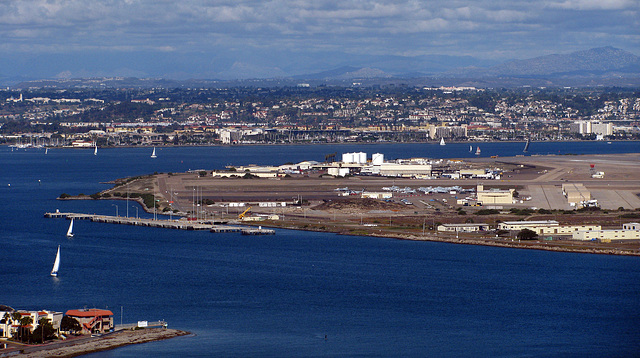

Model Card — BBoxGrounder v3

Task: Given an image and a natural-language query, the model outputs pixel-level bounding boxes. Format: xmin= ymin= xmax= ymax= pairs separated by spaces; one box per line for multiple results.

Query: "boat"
xmin=523 ymin=138 xmax=530 ymax=153
xmin=94 ymin=145 xmax=97 ymax=155
xmin=475 ymin=146 xmax=481 ymax=156
xmin=469 ymin=145 xmax=473 ymax=152
xmin=150 ymin=147 xmax=157 ymax=158
xmin=50 ymin=245 xmax=60 ymax=277
xmin=66 ymin=219 xmax=74 ymax=238
xmin=440 ymin=138 xmax=445 ymax=146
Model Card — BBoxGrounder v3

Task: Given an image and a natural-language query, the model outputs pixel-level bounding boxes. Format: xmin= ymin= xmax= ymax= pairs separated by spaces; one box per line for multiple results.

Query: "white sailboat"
xmin=475 ymin=146 xmax=481 ymax=156
xmin=45 ymin=148 xmax=49 ymax=155
xmin=150 ymin=147 xmax=157 ymax=158
xmin=439 ymin=138 xmax=446 ymax=146
xmin=66 ymin=219 xmax=74 ymax=238
xmin=469 ymin=145 xmax=473 ymax=152
xmin=94 ymin=145 xmax=98 ymax=155
xmin=50 ymin=245 xmax=60 ymax=277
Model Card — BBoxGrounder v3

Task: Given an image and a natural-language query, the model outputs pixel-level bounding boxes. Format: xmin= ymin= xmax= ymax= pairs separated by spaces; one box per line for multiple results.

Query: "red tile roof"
xmin=65 ymin=309 xmax=114 ymax=317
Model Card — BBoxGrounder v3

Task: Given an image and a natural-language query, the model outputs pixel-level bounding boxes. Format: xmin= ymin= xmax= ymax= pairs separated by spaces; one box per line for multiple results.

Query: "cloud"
xmin=0 ymin=0 xmax=637 ymax=78
xmin=546 ymin=0 xmax=637 ymax=10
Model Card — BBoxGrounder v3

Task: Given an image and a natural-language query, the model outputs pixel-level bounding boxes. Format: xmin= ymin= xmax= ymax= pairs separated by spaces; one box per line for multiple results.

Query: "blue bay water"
xmin=1 ymin=141 xmax=639 ymax=357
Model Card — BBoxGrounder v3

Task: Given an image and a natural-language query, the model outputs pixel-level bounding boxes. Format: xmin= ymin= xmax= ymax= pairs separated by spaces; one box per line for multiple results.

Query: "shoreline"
xmin=255 ymin=221 xmax=640 ymax=257
xmin=5 ymin=139 xmax=640 ymax=150
xmin=3 ymin=328 xmax=190 ymax=358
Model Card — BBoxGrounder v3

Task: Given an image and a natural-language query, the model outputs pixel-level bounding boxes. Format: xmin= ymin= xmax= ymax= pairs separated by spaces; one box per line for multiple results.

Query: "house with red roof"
xmin=65 ymin=308 xmax=114 ymax=334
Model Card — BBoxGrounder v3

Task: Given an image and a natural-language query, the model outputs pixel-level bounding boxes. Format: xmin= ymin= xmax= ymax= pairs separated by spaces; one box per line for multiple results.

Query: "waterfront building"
xmin=573 ymin=228 xmax=640 ymax=241
xmin=498 ymin=220 xmax=601 ymax=235
xmin=65 ymin=309 xmax=114 ymax=334
xmin=437 ymin=223 xmax=490 ymax=232
xmin=0 ymin=308 xmax=62 ymax=339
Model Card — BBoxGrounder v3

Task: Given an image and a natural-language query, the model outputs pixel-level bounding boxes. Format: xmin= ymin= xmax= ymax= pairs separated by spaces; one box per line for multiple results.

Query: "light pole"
xmin=132 ymin=205 xmax=139 ymax=219
xmin=112 ymin=204 xmax=118 ymax=217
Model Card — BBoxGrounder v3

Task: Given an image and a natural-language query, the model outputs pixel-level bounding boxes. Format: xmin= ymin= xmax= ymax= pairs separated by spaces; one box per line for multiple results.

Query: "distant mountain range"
xmin=7 ymin=47 xmax=640 ymax=89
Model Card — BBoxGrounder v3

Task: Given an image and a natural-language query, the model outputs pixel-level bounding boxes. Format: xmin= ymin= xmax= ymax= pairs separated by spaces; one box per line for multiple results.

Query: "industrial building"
xmin=437 ymin=223 xmax=490 ymax=232
xmin=573 ymin=228 xmax=640 ymax=241
xmin=476 ymin=184 xmax=514 ymax=205
xmin=361 ymin=192 xmax=393 ymax=199
xmin=562 ymin=183 xmax=594 ymax=208
xmin=498 ymin=220 xmax=601 ymax=235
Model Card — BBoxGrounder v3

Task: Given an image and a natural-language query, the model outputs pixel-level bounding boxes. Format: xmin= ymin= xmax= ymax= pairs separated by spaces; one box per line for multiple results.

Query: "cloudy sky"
xmin=0 ymin=0 xmax=638 ymax=79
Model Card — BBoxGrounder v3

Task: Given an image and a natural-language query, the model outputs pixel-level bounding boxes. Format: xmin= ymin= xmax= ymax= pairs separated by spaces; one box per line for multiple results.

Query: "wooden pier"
xmin=44 ymin=211 xmax=273 ymax=235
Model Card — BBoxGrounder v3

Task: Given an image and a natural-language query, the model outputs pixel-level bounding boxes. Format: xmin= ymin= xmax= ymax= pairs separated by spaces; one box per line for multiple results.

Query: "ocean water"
xmin=1 ymin=142 xmax=639 ymax=357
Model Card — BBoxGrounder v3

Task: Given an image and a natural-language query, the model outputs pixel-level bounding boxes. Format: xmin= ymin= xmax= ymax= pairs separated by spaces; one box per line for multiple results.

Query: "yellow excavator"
xmin=238 ymin=206 xmax=252 ymax=220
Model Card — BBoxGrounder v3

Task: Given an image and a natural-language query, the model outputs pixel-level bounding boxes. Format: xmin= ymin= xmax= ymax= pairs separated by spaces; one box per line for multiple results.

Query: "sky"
xmin=0 ymin=0 xmax=638 ymax=80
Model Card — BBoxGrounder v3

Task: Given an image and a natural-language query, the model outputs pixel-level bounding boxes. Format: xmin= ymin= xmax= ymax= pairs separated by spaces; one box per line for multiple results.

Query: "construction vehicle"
xmin=238 ymin=206 xmax=252 ymax=220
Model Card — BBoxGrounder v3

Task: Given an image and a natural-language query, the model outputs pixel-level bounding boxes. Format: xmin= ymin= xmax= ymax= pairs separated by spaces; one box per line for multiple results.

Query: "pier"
xmin=44 ymin=211 xmax=274 ymax=235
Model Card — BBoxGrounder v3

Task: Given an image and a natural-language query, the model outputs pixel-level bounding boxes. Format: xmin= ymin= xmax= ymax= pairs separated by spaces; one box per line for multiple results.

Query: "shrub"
xmin=475 ymin=209 xmax=500 ymax=215
xmin=59 ymin=193 xmax=71 ymax=199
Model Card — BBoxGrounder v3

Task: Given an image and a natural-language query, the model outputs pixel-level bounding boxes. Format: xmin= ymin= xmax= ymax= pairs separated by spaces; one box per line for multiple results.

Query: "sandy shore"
xmin=7 ymin=328 xmax=190 ymax=358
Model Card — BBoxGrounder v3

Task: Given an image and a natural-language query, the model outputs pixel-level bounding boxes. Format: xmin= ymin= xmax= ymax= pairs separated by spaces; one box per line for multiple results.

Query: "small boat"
xmin=475 ymin=146 xmax=481 ymax=156
xmin=51 ymin=245 xmax=60 ymax=277
xmin=94 ymin=146 xmax=97 ymax=155
xmin=440 ymin=138 xmax=445 ymax=146
xmin=523 ymin=138 xmax=530 ymax=153
xmin=66 ymin=219 xmax=74 ymax=238
xmin=150 ymin=147 xmax=157 ymax=158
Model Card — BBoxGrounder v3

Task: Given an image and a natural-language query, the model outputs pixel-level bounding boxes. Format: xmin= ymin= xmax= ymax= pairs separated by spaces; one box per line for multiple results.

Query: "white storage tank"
xmin=342 ymin=152 xmax=356 ymax=163
xmin=372 ymin=153 xmax=384 ymax=165
xmin=357 ymin=152 xmax=367 ymax=164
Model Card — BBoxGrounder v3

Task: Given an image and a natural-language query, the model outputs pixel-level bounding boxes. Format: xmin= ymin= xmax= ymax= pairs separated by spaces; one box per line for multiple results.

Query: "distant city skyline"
xmin=0 ymin=0 xmax=638 ymax=80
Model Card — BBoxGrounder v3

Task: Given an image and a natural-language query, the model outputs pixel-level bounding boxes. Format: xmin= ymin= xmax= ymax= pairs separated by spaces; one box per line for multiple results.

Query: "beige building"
xmin=562 ymin=183 xmax=592 ymax=207
xmin=476 ymin=184 xmax=514 ymax=205
xmin=573 ymin=229 xmax=640 ymax=241
xmin=498 ymin=220 xmax=601 ymax=235
xmin=361 ymin=192 xmax=393 ymax=199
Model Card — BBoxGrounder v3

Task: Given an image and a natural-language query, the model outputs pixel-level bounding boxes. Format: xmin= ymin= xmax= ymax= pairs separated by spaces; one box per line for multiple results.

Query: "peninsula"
xmin=64 ymin=153 xmax=640 ymax=256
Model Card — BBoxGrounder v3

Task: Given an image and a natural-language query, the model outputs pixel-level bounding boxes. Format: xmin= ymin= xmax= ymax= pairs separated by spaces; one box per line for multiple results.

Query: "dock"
xmin=44 ymin=211 xmax=274 ymax=235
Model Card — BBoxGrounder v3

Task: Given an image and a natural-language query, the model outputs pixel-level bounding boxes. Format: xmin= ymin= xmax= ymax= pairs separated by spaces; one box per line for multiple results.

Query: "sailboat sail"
xmin=94 ymin=146 xmax=98 ymax=155
xmin=523 ymin=139 xmax=530 ymax=152
xmin=440 ymin=138 xmax=445 ymax=146
xmin=151 ymin=147 xmax=157 ymax=158
xmin=475 ymin=146 xmax=481 ymax=155
xmin=469 ymin=145 xmax=473 ymax=152
xmin=51 ymin=245 xmax=60 ymax=277
xmin=66 ymin=219 xmax=74 ymax=238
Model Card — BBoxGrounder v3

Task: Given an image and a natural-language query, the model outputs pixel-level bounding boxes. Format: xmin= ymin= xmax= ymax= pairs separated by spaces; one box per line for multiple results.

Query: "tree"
xmin=32 ymin=318 xmax=56 ymax=343
xmin=60 ymin=316 xmax=81 ymax=335
xmin=517 ymin=228 xmax=538 ymax=240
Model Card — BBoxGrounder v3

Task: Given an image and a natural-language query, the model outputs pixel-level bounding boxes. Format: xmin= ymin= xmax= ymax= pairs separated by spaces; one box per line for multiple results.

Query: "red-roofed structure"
xmin=65 ymin=309 xmax=114 ymax=334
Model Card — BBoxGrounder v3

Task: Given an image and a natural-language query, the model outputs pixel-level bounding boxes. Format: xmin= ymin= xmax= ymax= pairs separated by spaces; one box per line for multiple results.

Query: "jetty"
xmin=44 ymin=211 xmax=275 ymax=235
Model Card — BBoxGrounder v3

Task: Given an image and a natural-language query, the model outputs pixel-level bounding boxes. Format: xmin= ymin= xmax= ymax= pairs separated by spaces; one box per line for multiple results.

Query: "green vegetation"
xmin=517 ymin=228 xmax=539 ymax=240
xmin=59 ymin=193 xmax=71 ymax=199
xmin=510 ymin=208 xmax=535 ymax=216
xmin=60 ymin=316 xmax=81 ymax=334
xmin=475 ymin=209 xmax=500 ymax=215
